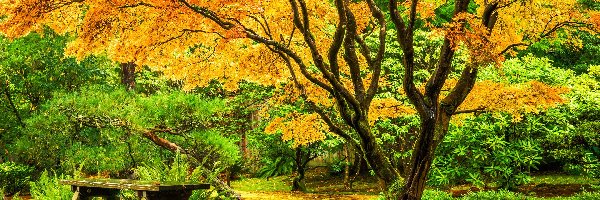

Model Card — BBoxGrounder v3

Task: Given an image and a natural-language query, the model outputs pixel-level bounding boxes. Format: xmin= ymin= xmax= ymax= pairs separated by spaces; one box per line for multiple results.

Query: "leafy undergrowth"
xmin=447 ymin=173 xmax=600 ymax=198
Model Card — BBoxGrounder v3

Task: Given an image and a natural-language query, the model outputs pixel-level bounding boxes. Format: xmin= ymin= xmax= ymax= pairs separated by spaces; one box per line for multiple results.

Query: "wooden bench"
xmin=60 ymin=179 xmax=210 ymax=200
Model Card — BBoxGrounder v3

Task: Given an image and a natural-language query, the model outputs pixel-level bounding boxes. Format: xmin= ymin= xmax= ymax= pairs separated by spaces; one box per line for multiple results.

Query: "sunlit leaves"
xmin=265 ymin=112 xmax=327 ymax=147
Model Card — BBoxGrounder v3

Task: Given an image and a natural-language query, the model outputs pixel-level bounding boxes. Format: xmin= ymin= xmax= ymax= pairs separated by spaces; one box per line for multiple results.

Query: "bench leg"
xmin=136 ymin=190 xmax=194 ymax=200
xmin=71 ymin=186 xmax=120 ymax=200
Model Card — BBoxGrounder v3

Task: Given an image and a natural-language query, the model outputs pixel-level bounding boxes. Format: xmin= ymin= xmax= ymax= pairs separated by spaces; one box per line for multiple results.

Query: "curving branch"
xmin=424 ymin=0 xmax=470 ymax=102
xmin=364 ymin=0 xmax=387 ymax=108
xmin=343 ymin=6 xmax=366 ymax=108
xmin=178 ymin=0 xmax=235 ymax=29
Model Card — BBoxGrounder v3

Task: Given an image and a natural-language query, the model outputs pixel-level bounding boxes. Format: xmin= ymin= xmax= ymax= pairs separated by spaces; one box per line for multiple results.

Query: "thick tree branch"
xmin=142 ymin=130 xmax=186 ymax=153
xmin=1 ymin=80 xmax=25 ymax=128
xmin=178 ymin=0 xmax=235 ymax=29
xmin=390 ymin=0 xmax=428 ymax=117
xmin=364 ymin=0 xmax=386 ymax=108
xmin=328 ymin=0 xmax=347 ymax=80
xmin=425 ymin=0 xmax=470 ymax=101
xmin=342 ymin=7 xmax=367 ymax=109
xmin=440 ymin=65 xmax=478 ymax=115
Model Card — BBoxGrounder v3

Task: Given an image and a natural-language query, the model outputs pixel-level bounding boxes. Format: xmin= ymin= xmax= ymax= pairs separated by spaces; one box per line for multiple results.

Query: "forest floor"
xmin=231 ymin=168 xmax=600 ymax=199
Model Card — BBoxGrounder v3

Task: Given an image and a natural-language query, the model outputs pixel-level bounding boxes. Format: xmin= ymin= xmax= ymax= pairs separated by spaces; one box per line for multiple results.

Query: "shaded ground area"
xmin=233 ymin=168 xmax=599 ymax=199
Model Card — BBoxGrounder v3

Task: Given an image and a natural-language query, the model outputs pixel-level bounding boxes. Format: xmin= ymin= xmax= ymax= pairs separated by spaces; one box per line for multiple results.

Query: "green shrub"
xmin=431 ymin=114 xmax=542 ymax=189
xmin=29 ymin=171 xmax=73 ymax=200
xmin=0 ymin=162 xmax=34 ymax=195
xmin=134 ymin=152 xmax=215 ymax=199
xmin=422 ymin=190 xmax=454 ymax=200
xmin=256 ymin=156 xmax=295 ymax=178
xmin=566 ymin=191 xmax=600 ymax=200
xmin=135 ymin=152 xmax=190 ymax=182
xmin=460 ymin=190 xmax=529 ymax=200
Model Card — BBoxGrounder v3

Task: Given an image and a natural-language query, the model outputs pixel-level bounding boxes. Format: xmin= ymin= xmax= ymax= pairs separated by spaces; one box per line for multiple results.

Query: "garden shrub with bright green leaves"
xmin=11 ymin=85 xmax=231 ymax=175
xmin=509 ymin=68 xmax=600 ymax=177
xmin=478 ymin=55 xmax=575 ymax=85
xmin=0 ymin=162 xmax=34 ymax=195
xmin=29 ymin=171 xmax=73 ymax=200
xmin=134 ymin=152 xmax=216 ymax=200
xmin=460 ymin=190 xmax=529 ymax=200
xmin=422 ymin=190 xmax=453 ymax=200
xmin=430 ymin=114 xmax=542 ymax=189
xmin=560 ymin=191 xmax=600 ymax=200
xmin=135 ymin=152 xmax=192 ymax=183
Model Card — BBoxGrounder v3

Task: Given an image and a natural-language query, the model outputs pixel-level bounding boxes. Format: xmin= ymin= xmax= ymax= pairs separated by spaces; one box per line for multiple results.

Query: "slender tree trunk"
xmin=343 ymin=143 xmax=351 ymax=190
xmin=292 ymin=148 xmax=307 ymax=192
xmin=241 ymin=131 xmax=248 ymax=158
xmin=2 ymin=80 xmax=25 ymax=128
xmin=349 ymin=146 xmax=363 ymax=190
xmin=120 ymin=62 xmax=136 ymax=91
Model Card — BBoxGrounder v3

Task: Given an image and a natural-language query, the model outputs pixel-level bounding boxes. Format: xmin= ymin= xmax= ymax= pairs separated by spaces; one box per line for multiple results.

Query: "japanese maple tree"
xmin=2 ymin=0 xmax=597 ymax=199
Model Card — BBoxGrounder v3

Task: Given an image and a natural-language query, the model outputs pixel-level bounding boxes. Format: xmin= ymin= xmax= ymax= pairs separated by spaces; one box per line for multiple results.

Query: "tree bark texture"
xmin=120 ymin=62 xmax=136 ymax=91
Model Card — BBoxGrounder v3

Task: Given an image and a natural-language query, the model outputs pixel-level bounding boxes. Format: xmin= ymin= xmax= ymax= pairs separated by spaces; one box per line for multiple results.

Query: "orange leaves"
xmin=0 ymin=0 xmax=83 ymax=38
xmin=347 ymin=1 xmax=372 ymax=33
xmin=473 ymin=0 xmax=585 ymax=55
xmin=403 ymin=0 xmax=443 ymax=20
xmin=265 ymin=112 xmax=327 ymax=147
xmin=590 ymin=11 xmax=600 ymax=32
xmin=369 ymin=98 xmax=415 ymax=124
xmin=457 ymin=80 xmax=569 ymax=122
xmin=445 ymin=13 xmax=503 ymax=65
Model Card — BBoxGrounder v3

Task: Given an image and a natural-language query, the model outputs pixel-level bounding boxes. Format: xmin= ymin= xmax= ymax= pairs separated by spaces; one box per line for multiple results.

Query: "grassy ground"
xmin=231 ymin=167 xmax=380 ymax=199
xmin=231 ymin=168 xmax=599 ymax=199
xmin=530 ymin=174 xmax=600 ymax=185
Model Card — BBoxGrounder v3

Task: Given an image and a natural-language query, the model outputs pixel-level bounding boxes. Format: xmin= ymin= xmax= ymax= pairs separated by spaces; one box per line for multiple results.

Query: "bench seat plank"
xmin=61 ymin=179 xmax=210 ymax=200
xmin=60 ymin=179 xmax=210 ymax=191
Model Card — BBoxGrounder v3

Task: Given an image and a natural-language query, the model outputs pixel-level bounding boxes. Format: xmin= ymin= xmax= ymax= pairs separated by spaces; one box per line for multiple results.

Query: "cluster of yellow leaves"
xmin=455 ymin=80 xmax=569 ymax=122
xmin=475 ymin=0 xmax=585 ymax=56
xmin=590 ymin=11 xmax=600 ymax=31
xmin=368 ymin=98 xmax=415 ymax=124
xmin=403 ymin=0 xmax=445 ymax=21
xmin=264 ymin=112 xmax=327 ymax=147
xmin=445 ymin=13 xmax=503 ymax=65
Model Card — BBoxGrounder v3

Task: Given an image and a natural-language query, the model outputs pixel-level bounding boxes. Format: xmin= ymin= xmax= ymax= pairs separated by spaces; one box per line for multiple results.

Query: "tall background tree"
xmin=2 ymin=0 xmax=598 ymax=199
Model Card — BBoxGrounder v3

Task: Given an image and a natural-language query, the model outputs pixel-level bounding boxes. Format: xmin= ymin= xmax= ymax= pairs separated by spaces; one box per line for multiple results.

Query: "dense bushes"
xmin=29 ymin=171 xmax=73 ymax=200
xmin=420 ymin=190 xmax=600 ymax=200
xmin=431 ymin=114 xmax=542 ymax=189
xmin=0 ymin=162 xmax=34 ymax=195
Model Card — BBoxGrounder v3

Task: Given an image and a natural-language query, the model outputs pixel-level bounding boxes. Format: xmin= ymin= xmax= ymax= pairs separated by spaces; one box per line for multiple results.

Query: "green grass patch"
xmin=531 ymin=175 xmax=600 ymax=185
xmin=231 ymin=176 xmax=292 ymax=192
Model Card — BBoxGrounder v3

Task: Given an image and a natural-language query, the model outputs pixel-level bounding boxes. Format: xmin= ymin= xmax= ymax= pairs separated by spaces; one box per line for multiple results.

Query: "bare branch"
xmin=117 ymin=2 xmax=155 ymax=9
xmin=453 ymin=106 xmax=486 ymax=115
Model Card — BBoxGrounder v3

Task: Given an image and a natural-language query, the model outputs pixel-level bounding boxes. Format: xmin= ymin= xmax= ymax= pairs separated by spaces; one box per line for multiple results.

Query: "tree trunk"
xmin=357 ymin=121 xmax=401 ymax=194
xmin=2 ymin=80 xmax=25 ymax=128
xmin=343 ymin=143 xmax=351 ymax=190
xmin=120 ymin=62 xmax=136 ymax=91
xmin=292 ymin=148 xmax=307 ymax=192
xmin=398 ymin=113 xmax=451 ymax=200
